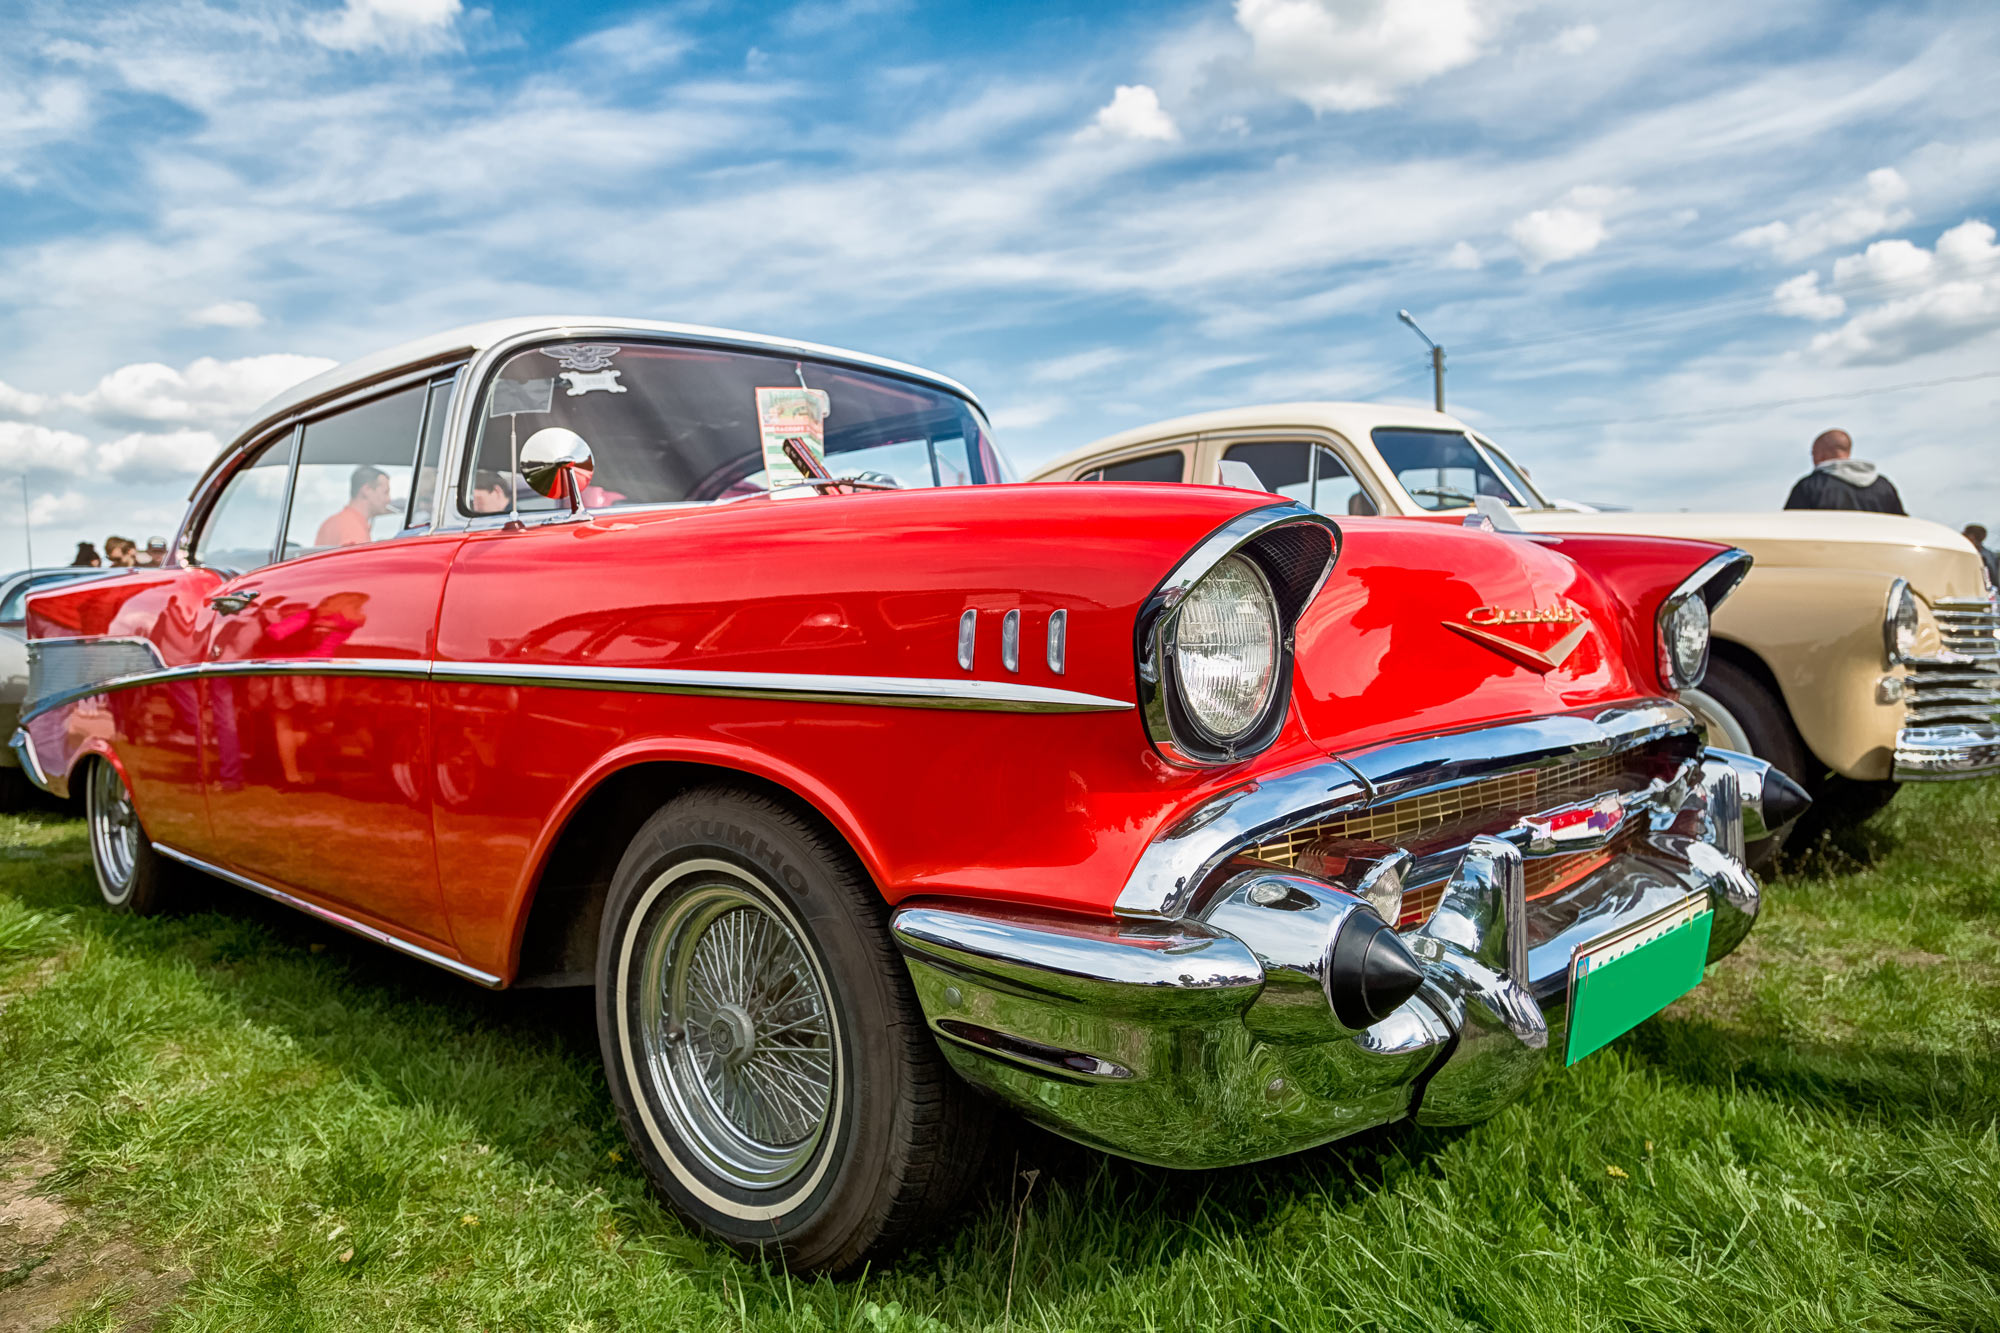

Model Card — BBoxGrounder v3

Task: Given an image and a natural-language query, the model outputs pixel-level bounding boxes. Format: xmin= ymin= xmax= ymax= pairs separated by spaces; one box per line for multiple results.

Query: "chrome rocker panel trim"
xmin=893 ymin=732 xmax=1770 ymax=1171
xmin=19 ymin=654 xmax=1131 ymax=725
xmin=152 ymin=844 xmax=505 ymax=988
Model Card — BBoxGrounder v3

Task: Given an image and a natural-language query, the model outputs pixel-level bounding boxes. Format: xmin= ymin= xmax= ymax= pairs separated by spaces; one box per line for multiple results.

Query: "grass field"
xmin=2 ymin=783 xmax=1997 ymax=1332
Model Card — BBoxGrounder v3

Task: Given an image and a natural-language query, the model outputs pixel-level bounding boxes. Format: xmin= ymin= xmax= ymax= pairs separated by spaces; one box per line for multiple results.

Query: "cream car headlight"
xmin=1171 ymin=554 xmax=1280 ymax=744
xmin=1659 ymin=592 xmax=1711 ymax=688
xmin=1883 ymin=578 xmax=1919 ymax=664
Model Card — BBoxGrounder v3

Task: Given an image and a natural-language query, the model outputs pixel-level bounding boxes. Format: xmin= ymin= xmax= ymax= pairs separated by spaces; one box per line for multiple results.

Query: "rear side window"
xmin=1221 ymin=441 xmax=1377 ymax=514
xmin=1081 ymin=450 xmax=1186 ymax=483
xmin=193 ymin=432 xmax=296 ymax=576
xmin=281 ymin=386 xmax=427 ymax=558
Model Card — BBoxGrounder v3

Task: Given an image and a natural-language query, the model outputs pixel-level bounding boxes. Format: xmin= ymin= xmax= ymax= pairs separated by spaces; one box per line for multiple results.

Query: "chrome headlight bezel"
xmin=1657 ymin=548 xmax=1751 ymax=692
xmin=1883 ymin=577 xmax=1919 ymax=665
xmin=1137 ymin=505 xmax=1340 ymax=767
xmin=1658 ymin=592 xmax=1711 ymax=689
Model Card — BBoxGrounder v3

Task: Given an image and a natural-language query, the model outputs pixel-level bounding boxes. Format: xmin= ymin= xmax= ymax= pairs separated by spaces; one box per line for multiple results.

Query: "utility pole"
xmin=18 ymin=475 xmax=30 ymax=569
xmin=1397 ymin=310 xmax=1445 ymax=412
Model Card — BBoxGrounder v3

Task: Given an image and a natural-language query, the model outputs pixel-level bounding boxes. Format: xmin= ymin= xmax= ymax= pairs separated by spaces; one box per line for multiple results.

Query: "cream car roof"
xmin=1038 ymin=399 xmax=1984 ymax=571
xmin=1033 ymin=400 xmax=1461 ymax=481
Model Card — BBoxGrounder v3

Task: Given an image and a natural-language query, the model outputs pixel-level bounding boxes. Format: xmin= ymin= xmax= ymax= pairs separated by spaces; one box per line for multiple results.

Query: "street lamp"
xmin=1397 ymin=309 xmax=1445 ymax=412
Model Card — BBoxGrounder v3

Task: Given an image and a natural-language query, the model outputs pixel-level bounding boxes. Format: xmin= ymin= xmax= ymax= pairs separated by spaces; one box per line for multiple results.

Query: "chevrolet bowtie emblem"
xmin=1445 ymin=605 xmax=1590 ymax=672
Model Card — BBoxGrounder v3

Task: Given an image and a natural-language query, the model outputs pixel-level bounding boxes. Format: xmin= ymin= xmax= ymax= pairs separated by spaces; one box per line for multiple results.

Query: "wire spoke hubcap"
xmin=637 ymin=873 xmax=837 ymax=1191
xmin=89 ymin=763 xmax=139 ymax=900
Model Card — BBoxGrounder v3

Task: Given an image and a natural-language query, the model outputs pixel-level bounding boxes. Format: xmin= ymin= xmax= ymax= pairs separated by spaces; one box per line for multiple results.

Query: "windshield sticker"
xmin=756 ymin=386 xmax=832 ymax=491
xmin=545 ymin=344 xmax=622 ymax=372
xmin=559 ymin=368 xmax=626 ymax=397
xmin=490 ymin=377 xmax=554 ymax=416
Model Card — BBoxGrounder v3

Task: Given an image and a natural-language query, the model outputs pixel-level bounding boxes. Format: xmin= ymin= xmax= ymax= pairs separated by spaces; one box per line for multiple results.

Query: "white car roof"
xmin=226 ymin=316 xmax=983 ymax=464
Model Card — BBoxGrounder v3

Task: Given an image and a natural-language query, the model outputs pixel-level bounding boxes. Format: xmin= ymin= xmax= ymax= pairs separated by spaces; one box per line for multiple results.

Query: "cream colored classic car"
xmin=1033 ymin=403 xmax=2000 ymax=849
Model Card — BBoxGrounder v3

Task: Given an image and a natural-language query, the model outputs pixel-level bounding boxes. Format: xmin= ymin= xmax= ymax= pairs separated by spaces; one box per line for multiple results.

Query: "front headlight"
xmin=1659 ymin=592 xmax=1711 ymax=688
xmin=1883 ymin=579 xmax=1918 ymax=664
xmin=1171 ymin=554 xmax=1280 ymax=742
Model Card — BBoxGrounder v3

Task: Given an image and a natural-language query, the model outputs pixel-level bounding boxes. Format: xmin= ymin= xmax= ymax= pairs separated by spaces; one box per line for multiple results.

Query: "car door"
xmin=199 ymin=375 xmax=463 ymax=947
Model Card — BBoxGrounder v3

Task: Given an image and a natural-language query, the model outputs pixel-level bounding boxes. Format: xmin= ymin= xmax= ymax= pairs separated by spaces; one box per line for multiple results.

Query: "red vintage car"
xmin=11 ymin=318 xmax=1804 ymax=1272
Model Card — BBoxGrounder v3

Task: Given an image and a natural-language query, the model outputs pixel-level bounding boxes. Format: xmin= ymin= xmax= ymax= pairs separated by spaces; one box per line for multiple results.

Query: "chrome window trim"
xmin=151 ymin=843 xmax=504 ymax=987
xmin=433 ymin=326 xmax=995 ymax=534
xmin=1656 ymin=548 xmax=1752 ymax=690
xmin=1114 ymin=698 xmax=1701 ymax=920
xmin=20 ymin=654 xmax=1130 ymax=722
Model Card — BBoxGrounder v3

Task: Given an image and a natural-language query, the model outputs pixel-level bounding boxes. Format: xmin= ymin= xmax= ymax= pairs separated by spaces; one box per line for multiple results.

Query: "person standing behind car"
xmin=1783 ymin=429 xmax=1905 ymax=514
xmin=1967 ymin=524 xmax=2000 ymax=587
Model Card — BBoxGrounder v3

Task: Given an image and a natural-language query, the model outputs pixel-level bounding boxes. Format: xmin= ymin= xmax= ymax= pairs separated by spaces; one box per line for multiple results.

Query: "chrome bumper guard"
xmin=893 ymin=708 xmax=1777 ymax=1169
xmin=1893 ymin=722 xmax=2000 ymax=781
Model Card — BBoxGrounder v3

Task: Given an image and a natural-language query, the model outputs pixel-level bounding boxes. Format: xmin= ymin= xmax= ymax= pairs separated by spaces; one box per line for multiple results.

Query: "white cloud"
xmin=1732 ymin=167 xmax=1912 ymax=262
xmin=989 ymin=398 xmax=1065 ymax=430
xmin=0 ymin=421 xmax=92 ymax=475
xmin=186 ymin=299 xmax=264 ymax=328
xmin=27 ymin=489 xmax=97 ymax=526
xmin=1509 ymin=206 xmax=1608 ymax=271
xmin=0 ymin=381 xmax=48 ymax=418
xmin=1772 ymin=270 xmax=1844 ymax=321
xmin=1030 ymin=348 xmax=1127 ymax=383
xmin=1444 ymin=240 xmax=1482 ymax=270
xmin=1809 ymin=219 xmax=2000 ymax=364
xmin=1085 ymin=85 xmax=1179 ymax=143
xmin=308 ymin=0 xmax=462 ymax=53
xmin=1552 ymin=24 xmax=1599 ymax=56
xmin=96 ymin=428 xmax=224 ymax=481
xmin=66 ymin=354 xmax=336 ymax=431
xmin=1235 ymin=0 xmax=1491 ymax=113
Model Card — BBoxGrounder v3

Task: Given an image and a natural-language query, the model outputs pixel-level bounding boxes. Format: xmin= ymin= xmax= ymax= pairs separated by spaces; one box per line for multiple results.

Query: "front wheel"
xmin=595 ymin=787 xmax=991 ymax=1272
xmin=1681 ymin=659 xmax=1814 ymax=871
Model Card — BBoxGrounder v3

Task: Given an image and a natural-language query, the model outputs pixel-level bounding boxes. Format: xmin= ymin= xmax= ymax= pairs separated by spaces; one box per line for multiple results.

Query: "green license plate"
xmin=1564 ymin=900 xmax=1713 ymax=1065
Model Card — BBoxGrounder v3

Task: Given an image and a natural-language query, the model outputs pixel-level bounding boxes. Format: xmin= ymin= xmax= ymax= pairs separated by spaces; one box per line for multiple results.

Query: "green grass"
xmin=1 ymin=783 xmax=1997 ymax=1332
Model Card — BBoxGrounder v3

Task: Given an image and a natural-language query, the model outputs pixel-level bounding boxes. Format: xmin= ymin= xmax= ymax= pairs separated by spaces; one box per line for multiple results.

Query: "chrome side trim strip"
xmin=20 ymin=655 xmax=1131 ymax=720
xmin=428 ymin=661 xmax=1131 ymax=713
xmin=151 ymin=843 xmax=505 ymax=988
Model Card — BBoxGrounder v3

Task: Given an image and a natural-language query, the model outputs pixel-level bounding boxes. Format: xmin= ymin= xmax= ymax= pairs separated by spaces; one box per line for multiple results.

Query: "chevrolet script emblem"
xmin=1445 ymin=604 xmax=1589 ymax=672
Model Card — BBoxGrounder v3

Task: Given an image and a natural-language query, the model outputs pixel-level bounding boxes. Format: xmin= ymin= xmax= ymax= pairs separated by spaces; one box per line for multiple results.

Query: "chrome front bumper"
xmin=893 ymin=714 xmax=1780 ymax=1170
xmin=1894 ymin=722 xmax=2000 ymax=781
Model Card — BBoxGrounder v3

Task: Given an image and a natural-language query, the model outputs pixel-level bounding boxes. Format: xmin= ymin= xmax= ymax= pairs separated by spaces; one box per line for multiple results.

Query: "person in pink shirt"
xmin=315 ymin=466 xmax=394 ymax=547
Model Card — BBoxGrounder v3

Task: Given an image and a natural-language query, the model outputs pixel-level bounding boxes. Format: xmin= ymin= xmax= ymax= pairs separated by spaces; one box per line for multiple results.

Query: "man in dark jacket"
xmin=1783 ymin=429 xmax=1905 ymax=514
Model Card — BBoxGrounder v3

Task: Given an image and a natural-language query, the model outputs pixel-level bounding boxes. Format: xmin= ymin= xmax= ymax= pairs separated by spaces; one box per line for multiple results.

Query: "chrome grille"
xmin=1246 ymin=750 xmax=1627 ymax=865
xmin=1906 ymin=595 xmax=2000 ymax=728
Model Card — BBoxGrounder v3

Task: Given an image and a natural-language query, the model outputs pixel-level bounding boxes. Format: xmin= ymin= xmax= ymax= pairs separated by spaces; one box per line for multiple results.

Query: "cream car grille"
xmin=1906 ymin=595 xmax=2000 ymax=729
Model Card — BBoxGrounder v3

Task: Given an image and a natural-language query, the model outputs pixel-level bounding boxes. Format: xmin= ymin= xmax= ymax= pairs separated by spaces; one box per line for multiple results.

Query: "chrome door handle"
xmin=207 ymin=590 xmax=261 ymax=615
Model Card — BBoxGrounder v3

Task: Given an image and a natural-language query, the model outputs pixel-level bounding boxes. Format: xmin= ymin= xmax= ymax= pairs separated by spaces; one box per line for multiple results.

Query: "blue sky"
xmin=4 ymin=0 xmax=1999 ymax=563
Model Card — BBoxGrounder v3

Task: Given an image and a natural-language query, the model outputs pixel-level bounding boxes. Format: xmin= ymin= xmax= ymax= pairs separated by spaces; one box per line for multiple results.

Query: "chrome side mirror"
xmin=519 ymin=427 xmax=595 ymax=513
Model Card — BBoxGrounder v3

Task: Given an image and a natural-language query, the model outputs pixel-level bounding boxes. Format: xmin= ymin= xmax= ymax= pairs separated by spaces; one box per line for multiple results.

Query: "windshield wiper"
xmin=1406 ymin=485 xmax=1478 ymax=506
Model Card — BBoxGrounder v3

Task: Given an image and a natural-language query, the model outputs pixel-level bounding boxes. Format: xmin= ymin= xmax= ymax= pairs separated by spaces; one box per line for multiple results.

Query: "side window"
xmin=1222 ymin=442 xmax=1310 ymax=504
xmin=1082 ymin=450 xmax=1186 ymax=483
xmin=1313 ymin=446 xmax=1377 ymax=515
xmin=193 ymin=432 xmax=297 ymax=576
xmin=404 ymin=376 xmax=459 ymax=530
xmin=280 ymin=386 xmax=427 ymax=558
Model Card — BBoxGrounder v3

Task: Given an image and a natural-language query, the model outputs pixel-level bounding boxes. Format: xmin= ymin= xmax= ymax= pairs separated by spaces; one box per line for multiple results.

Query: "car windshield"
xmin=0 ymin=570 xmax=106 ymax=624
xmin=466 ymin=341 xmax=1010 ymax=514
xmin=1372 ymin=428 xmax=1552 ymax=511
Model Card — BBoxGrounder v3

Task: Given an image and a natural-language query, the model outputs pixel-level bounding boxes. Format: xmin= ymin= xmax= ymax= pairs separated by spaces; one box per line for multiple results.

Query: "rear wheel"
xmin=595 ymin=786 xmax=991 ymax=1272
xmin=85 ymin=758 xmax=182 ymax=913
